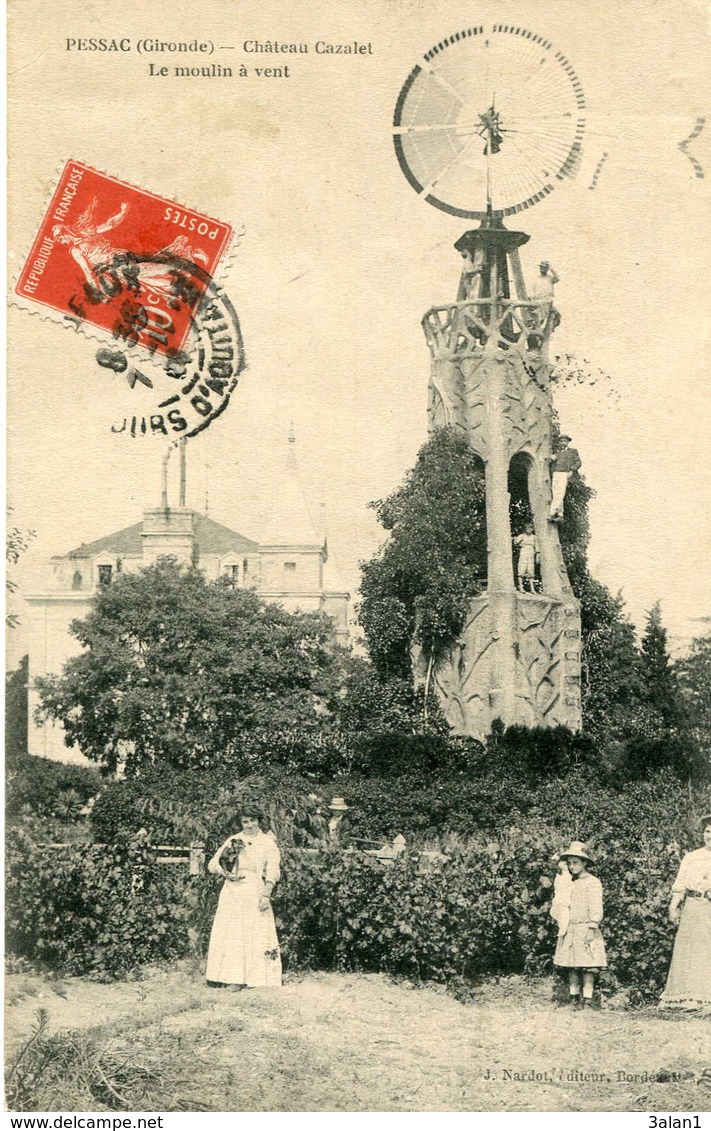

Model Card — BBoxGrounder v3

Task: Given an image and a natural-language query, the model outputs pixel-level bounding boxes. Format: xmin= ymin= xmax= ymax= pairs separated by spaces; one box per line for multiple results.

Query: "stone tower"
xmin=420 ymin=216 xmax=582 ymax=740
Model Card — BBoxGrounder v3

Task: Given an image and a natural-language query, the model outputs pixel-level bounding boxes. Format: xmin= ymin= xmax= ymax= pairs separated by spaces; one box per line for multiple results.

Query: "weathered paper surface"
xmin=8 ymin=0 xmax=711 ymax=649
xmin=6 ymin=0 xmax=711 ymax=1113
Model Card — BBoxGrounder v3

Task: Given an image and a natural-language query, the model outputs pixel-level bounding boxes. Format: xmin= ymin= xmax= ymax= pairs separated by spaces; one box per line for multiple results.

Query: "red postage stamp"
xmin=15 ymin=160 xmax=233 ymax=358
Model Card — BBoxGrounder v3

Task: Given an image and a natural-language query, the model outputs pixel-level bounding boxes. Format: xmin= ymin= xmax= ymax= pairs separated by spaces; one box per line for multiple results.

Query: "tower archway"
xmin=508 ymin=451 xmax=534 ymax=532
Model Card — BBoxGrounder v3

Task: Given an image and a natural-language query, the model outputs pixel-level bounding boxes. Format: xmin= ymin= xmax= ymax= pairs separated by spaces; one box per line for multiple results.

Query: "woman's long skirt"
xmin=206 ymin=874 xmax=282 ymax=987
xmin=660 ymin=898 xmax=711 ymax=1009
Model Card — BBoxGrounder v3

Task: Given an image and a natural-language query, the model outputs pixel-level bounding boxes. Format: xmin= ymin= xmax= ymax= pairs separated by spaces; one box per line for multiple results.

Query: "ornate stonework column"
xmin=420 ymin=220 xmax=582 ymax=740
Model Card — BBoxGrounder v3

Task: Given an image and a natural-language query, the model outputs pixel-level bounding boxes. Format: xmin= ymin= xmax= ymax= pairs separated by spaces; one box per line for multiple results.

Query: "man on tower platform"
xmin=531 ymin=260 xmax=561 ymax=334
xmin=458 ymin=248 xmax=487 ymax=344
xmin=459 ymin=248 xmax=483 ymax=299
xmin=513 ymin=522 xmax=539 ymax=592
xmin=550 ymin=434 xmax=582 ymax=522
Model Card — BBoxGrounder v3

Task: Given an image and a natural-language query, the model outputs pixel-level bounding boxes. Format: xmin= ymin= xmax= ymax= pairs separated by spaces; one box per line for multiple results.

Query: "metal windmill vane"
xmin=393 ymin=25 xmax=586 ymax=220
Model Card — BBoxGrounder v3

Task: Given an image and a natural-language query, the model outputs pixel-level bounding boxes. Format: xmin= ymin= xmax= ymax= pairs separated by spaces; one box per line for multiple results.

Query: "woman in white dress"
xmin=206 ymin=806 xmax=282 ymax=989
xmin=659 ymin=812 xmax=711 ymax=1010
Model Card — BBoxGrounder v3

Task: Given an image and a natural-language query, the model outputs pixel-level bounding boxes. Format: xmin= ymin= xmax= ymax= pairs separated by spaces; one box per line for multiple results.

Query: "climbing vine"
xmin=358 ymin=429 xmax=487 ymax=683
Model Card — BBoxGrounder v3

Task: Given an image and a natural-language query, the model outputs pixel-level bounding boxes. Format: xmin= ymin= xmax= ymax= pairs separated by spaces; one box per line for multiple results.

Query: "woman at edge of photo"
xmin=205 ymin=803 xmax=282 ymax=990
xmin=659 ymin=811 xmax=711 ymax=1012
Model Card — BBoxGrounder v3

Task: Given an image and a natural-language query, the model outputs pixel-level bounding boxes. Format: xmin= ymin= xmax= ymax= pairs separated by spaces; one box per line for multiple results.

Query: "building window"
xmin=72 ymin=570 xmax=83 ymax=590
xmin=284 ymin=562 xmax=297 ymax=571
xmin=97 ymin=564 xmax=113 ymax=587
xmin=224 ymin=563 xmax=240 ymax=588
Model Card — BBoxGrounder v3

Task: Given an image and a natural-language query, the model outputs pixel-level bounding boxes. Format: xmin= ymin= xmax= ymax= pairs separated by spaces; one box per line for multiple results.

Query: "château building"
xmin=26 ymin=433 xmax=349 ymax=762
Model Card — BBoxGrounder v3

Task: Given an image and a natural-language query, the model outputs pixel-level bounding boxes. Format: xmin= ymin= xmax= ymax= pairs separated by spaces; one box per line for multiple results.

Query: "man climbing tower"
xmin=550 ymin=434 xmax=582 ymax=522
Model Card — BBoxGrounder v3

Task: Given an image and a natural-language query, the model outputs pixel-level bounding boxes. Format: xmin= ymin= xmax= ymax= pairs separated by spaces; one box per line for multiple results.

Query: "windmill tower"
xmin=393 ymin=25 xmax=585 ymax=739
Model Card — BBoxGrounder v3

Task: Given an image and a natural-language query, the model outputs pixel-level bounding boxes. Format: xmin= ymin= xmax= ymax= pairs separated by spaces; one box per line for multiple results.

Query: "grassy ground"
xmin=5 ymin=965 xmax=710 ymax=1112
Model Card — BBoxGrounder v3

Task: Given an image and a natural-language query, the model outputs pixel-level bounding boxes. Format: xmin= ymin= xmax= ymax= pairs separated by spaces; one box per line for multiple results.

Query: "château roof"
xmin=58 ymin=513 xmax=259 ymax=560
xmin=259 ymin=427 xmax=325 ymax=547
xmin=259 ymin=476 xmax=323 ymax=546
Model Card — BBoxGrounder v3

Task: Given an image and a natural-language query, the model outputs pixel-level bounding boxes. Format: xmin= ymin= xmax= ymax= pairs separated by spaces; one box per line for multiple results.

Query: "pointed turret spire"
xmin=260 ymin=427 xmax=323 ymax=547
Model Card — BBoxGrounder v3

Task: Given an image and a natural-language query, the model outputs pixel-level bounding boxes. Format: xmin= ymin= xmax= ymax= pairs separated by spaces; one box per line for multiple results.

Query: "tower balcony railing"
xmin=422 ymin=297 xmax=556 ymax=358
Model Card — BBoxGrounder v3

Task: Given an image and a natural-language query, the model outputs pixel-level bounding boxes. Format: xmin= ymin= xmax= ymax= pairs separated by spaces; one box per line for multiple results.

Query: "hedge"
xmin=6 ymin=810 xmax=701 ymax=1002
xmin=272 ymin=827 xmax=686 ymax=1001
xmin=5 ymin=831 xmax=192 ymax=979
xmin=87 ymin=765 xmax=708 ymax=851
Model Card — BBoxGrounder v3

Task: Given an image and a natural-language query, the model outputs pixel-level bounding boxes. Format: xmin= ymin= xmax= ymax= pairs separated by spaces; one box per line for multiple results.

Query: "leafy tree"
xmin=6 ymin=510 xmax=35 ymax=628
xmin=358 ymin=428 xmax=487 ymax=692
xmin=675 ymin=631 xmax=711 ymax=765
xmin=556 ymin=473 xmax=670 ymax=750
xmin=5 ymin=655 xmax=29 ymax=757
xmin=36 ymin=559 xmax=345 ymax=777
xmin=639 ymin=602 xmax=684 ymax=728
xmin=574 ymin=577 xmax=648 ymax=745
xmin=618 ymin=608 xmax=705 ymax=781
xmin=334 ymin=655 xmax=447 ymax=737
xmin=358 ymin=425 xmax=644 ymax=743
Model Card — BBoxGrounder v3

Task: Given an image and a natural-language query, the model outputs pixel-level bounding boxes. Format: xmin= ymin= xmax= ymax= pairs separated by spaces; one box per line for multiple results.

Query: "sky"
xmin=6 ymin=0 xmax=711 ymax=667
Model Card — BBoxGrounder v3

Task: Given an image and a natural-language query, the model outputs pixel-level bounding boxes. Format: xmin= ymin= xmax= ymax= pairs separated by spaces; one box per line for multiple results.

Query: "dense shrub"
xmin=271 ymin=834 xmax=556 ymax=981
xmin=88 ymin=763 xmax=539 ymax=847
xmin=273 ymin=818 xmax=705 ymax=1001
xmin=7 ymin=754 xmax=102 ymax=821
xmin=331 ymin=774 xmax=531 ymax=842
xmin=89 ymin=767 xmax=333 ymax=851
xmin=5 ymin=830 xmax=193 ymax=978
xmin=485 ymin=723 xmax=596 ymax=781
xmin=620 ymin=733 xmax=707 ymax=783
xmin=87 ymin=760 xmax=708 ymax=852
xmin=11 ymin=745 xmax=709 ymax=1002
xmin=347 ymin=732 xmax=484 ymax=779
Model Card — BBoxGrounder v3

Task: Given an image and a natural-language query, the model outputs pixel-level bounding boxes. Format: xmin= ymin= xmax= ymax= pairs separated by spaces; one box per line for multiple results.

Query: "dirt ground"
xmin=5 ymin=965 xmax=710 ymax=1112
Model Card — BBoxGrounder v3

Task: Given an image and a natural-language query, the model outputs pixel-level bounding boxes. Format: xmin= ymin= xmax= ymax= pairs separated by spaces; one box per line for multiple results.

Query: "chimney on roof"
xmin=179 ymin=438 xmax=187 ymax=508
xmin=146 ymin=440 xmax=195 ymax=565
xmin=161 ymin=445 xmax=173 ymax=511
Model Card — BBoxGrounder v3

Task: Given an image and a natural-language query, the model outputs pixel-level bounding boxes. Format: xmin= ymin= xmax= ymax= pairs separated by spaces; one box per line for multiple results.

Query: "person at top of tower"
xmin=550 ymin=435 xmax=582 ymax=522
xmin=459 ymin=248 xmax=483 ymax=297
xmin=531 ymin=260 xmax=561 ymax=334
xmin=458 ymin=249 xmax=487 ymax=345
xmin=532 ymin=260 xmax=559 ymax=297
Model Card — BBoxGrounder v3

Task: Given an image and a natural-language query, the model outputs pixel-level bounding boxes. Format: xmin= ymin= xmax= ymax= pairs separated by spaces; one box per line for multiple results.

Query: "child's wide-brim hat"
xmin=700 ymin=813 xmax=711 ymax=827
xmin=560 ymin=840 xmax=594 ymax=862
